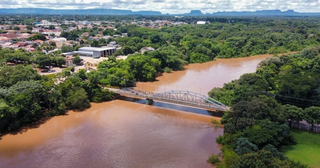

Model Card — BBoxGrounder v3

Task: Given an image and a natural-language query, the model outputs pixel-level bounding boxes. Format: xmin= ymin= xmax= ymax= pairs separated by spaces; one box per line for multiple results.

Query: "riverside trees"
xmin=0 ymin=65 xmax=115 ymax=135
xmin=209 ymin=47 xmax=320 ymax=168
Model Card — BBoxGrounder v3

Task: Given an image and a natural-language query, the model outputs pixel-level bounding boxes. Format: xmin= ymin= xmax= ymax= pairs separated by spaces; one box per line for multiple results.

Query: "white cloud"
xmin=0 ymin=0 xmax=320 ymax=14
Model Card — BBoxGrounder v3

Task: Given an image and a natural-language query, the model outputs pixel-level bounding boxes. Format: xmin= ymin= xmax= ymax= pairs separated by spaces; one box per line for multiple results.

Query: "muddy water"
xmin=0 ymin=54 xmax=277 ymax=168
xmin=0 ymin=101 xmax=222 ymax=168
xmin=136 ymin=54 xmax=286 ymax=93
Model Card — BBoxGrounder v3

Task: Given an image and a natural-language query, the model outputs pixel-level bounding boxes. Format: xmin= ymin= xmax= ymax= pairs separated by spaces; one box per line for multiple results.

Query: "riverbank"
xmin=136 ymin=52 xmax=296 ymax=93
xmin=0 ymin=52 xmax=288 ymax=168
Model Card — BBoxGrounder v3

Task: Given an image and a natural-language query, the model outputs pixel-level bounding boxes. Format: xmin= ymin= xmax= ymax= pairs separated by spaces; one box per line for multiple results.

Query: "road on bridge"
xmin=106 ymin=87 xmax=230 ymax=112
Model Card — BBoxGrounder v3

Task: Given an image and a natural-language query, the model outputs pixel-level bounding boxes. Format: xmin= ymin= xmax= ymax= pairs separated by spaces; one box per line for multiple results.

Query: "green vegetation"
xmin=27 ymin=33 xmax=47 ymax=41
xmin=1 ymin=16 xmax=320 ymax=167
xmin=280 ymin=129 xmax=320 ymax=168
xmin=207 ymin=154 xmax=220 ymax=164
xmin=0 ymin=64 xmax=115 ymax=135
xmin=208 ymin=47 xmax=320 ymax=168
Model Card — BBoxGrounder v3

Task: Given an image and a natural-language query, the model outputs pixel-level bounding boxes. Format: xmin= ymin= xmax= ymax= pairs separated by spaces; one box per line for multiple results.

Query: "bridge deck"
xmin=107 ymin=88 xmax=229 ymax=112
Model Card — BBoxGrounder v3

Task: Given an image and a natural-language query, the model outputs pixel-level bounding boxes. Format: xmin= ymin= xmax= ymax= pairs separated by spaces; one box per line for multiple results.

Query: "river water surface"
xmin=0 ymin=54 xmax=277 ymax=168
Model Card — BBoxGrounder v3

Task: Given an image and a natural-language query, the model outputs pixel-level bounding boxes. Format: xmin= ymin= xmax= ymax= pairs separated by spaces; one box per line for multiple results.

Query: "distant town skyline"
xmin=0 ymin=0 xmax=319 ymax=14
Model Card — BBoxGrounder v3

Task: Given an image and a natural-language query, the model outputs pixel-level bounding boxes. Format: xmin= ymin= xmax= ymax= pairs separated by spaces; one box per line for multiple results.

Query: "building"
xmin=65 ymin=56 xmax=74 ymax=67
xmin=141 ymin=47 xmax=155 ymax=54
xmin=51 ymin=38 xmax=67 ymax=48
xmin=79 ymin=47 xmax=116 ymax=58
xmin=63 ymin=47 xmax=116 ymax=58
xmin=84 ymin=62 xmax=99 ymax=71
xmin=196 ymin=21 xmax=206 ymax=25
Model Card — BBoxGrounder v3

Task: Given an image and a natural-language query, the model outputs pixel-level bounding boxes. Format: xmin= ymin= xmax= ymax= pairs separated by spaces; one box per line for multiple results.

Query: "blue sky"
xmin=0 ymin=0 xmax=319 ymax=14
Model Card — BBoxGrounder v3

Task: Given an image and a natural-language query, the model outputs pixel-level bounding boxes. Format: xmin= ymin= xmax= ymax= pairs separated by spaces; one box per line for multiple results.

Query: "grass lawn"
xmin=280 ymin=129 xmax=320 ymax=168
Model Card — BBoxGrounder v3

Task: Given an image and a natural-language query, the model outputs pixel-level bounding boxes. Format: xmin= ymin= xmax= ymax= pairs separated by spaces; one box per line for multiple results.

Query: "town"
xmin=0 ymin=16 xmax=189 ymax=74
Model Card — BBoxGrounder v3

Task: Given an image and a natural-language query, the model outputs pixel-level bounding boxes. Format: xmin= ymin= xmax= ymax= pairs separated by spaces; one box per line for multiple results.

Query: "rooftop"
xmin=79 ymin=47 xmax=116 ymax=51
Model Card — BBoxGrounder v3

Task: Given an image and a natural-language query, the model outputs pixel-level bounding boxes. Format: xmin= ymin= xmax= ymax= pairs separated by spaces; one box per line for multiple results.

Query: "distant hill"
xmin=187 ymin=10 xmax=204 ymax=16
xmin=1 ymin=8 xmax=320 ymax=16
xmin=212 ymin=10 xmax=304 ymax=16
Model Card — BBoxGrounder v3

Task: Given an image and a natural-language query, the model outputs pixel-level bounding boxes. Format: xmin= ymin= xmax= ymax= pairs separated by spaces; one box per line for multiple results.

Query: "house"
xmin=11 ymin=43 xmax=21 ymax=49
xmin=103 ymin=36 xmax=112 ymax=40
xmin=84 ymin=61 xmax=99 ymax=71
xmin=16 ymin=42 xmax=27 ymax=47
xmin=18 ymin=33 xmax=31 ymax=41
xmin=81 ymin=32 xmax=90 ymax=37
xmin=51 ymin=37 xmax=67 ymax=48
xmin=141 ymin=47 xmax=155 ymax=54
xmin=65 ymin=56 xmax=74 ymax=67
xmin=34 ymin=40 xmax=44 ymax=45
xmin=196 ymin=21 xmax=206 ymax=25
xmin=32 ymin=28 xmax=44 ymax=33
xmin=42 ymin=30 xmax=61 ymax=37
xmin=22 ymin=45 xmax=36 ymax=52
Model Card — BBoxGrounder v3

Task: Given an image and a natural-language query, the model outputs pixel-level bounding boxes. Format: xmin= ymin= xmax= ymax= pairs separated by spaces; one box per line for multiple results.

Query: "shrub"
xmin=207 ymin=154 xmax=220 ymax=164
xmin=164 ymin=67 xmax=172 ymax=73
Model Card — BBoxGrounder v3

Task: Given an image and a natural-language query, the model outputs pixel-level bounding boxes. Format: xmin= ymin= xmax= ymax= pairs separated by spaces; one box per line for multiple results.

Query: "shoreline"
xmin=0 ymin=51 xmax=298 ymax=138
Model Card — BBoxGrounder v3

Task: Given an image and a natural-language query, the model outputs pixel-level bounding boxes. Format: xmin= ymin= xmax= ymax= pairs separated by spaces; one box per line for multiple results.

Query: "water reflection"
xmin=119 ymin=96 xmax=224 ymax=118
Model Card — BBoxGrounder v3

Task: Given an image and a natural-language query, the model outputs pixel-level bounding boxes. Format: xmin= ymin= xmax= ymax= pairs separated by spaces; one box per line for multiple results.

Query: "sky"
xmin=0 ymin=0 xmax=319 ymax=14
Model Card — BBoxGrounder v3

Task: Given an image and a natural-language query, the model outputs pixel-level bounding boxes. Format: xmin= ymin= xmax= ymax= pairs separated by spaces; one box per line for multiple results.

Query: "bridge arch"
xmin=153 ymin=90 xmax=228 ymax=111
xmin=108 ymin=88 xmax=229 ymax=111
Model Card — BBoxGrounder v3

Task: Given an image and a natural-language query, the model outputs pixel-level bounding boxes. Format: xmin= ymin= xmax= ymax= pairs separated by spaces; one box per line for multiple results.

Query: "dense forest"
xmin=82 ymin=18 xmax=320 ymax=85
xmin=63 ymin=18 xmax=320 ymax=86
xmin=117 ymin=19 xmax=320 ymax=60
xmin=208 ymin=47 xmax=320 ymax=168
xmin=0 ymin=65 xmax=115 ymax=134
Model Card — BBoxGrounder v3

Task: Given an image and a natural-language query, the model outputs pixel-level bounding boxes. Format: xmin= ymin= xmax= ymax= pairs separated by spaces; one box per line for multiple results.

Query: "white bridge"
xmin=108 ymin=88 xmax=229 ymax=112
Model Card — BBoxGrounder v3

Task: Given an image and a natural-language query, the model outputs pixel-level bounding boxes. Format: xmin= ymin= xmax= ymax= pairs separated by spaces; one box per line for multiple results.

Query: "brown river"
xmin=0 ymin=54 xmax=278 ymax=168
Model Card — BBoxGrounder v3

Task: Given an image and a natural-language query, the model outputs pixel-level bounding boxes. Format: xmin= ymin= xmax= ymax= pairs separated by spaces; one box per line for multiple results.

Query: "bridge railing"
xmin=110 ymin=88 xmax=229 ymax=111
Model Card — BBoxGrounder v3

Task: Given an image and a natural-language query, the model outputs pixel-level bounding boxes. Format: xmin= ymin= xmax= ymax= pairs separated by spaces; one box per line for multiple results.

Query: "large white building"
xmin=196 ymin=21 xmax=206 ymax=25
xmin=63 ymin=47 xmax=116 ymax=58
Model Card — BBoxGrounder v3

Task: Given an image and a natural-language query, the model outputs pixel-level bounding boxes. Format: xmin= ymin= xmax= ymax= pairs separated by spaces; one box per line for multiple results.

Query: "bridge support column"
xmin=146 ymin=98 xmax=154 ymax=105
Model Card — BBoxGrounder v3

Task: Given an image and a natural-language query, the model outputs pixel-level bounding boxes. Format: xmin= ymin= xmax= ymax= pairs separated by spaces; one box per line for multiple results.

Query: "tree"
xmin=150 ymin=34 xmax=162 ymax=43
xmin=49 ymin=25 xmax=55 ymax=30
xmin=13 ymin=26 xmax=20 ymax=30
xmin=49 ymin=41 xmax=56 ymax=47
xmin=56 ymin=57 xmax=66 ymax=68
xmin=235 ymin=138 xmax=258 ymax=155
xmin=304 ymin=106 xmax=320 ymax=130
xmin=61 ymin=45 xmax=73 ymax=53
xmin=91 ymin=40 xmax=99 ymax=47
xmin=73 ymin=56 xmax=81 ymax=65
xmin=283 ymin=104 xmax=304 ymax=127
xmin=0 ymin=65 xmax=41 ymax=87
xmin=122 ymin=46 xmax=134 ymax=55
xmin=78 ymin=69 xmax=87 ymax=80
xmin=36 ymin=55 xmax=52 ymax=68
xmin=66 ymin=88 xmax=91 ymax=110
xmin=26 ymin=25 xmax=33 ymax=30
xmin=103 ymin=29 xmax=115 ymax=36
xmin=207 ymin=154 xmax=220 ymax=164
xmin=27 ymin=33 xmax=47 ymax=41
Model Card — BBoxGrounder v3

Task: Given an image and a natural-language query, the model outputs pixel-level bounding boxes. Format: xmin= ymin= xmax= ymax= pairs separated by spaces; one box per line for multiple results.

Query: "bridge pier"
xmin=146 ymin=98 xmax=154 ymax=105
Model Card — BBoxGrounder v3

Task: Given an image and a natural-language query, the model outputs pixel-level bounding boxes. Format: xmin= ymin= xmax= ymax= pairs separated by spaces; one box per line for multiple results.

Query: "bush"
xmin=211 ymin=119 xmax=222 ymax=128
xmin=207 ymin=154 xmax=220 ymax=164
xmin=164 ymin=67 xmax=172 ymax=73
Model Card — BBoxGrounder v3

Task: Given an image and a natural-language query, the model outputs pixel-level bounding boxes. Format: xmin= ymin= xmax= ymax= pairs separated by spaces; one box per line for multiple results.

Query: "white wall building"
xmin=63 ymin=47 xmax=117 ymax=58
xmin=196 ymin=21 xmax=206 ymax=25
